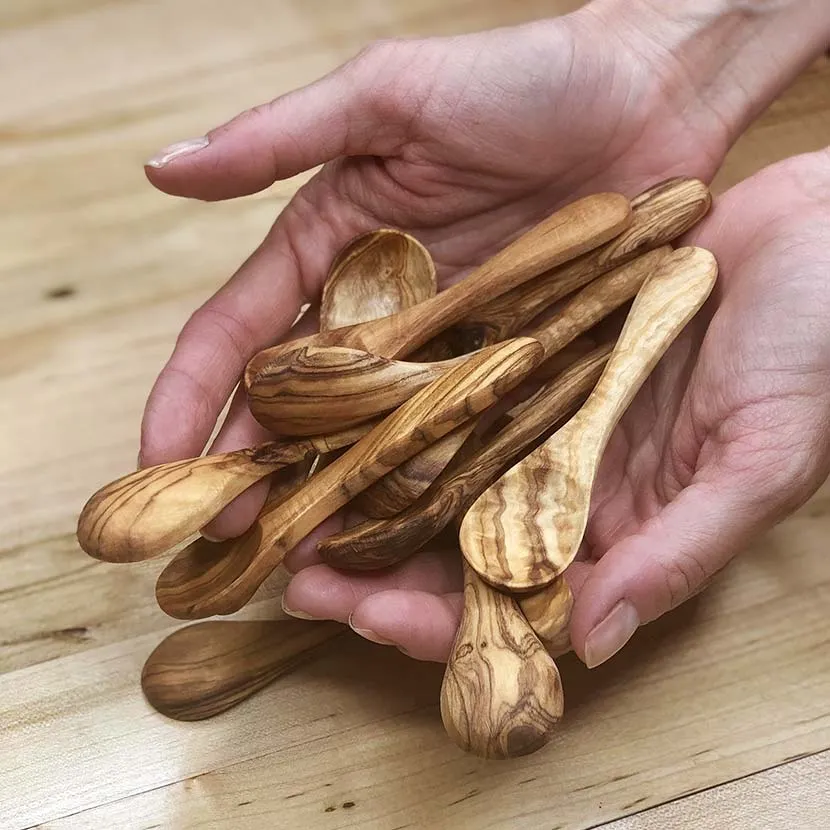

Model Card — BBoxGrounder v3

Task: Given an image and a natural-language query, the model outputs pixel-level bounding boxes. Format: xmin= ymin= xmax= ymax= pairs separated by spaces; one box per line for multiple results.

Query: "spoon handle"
xmin=571 ymin=246 xmax=718 ymax=449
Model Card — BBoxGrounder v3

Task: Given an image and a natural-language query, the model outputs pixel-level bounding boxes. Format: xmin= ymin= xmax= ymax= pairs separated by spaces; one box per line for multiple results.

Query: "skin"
xmin=140 ymin=0 xmax=830 ymax=663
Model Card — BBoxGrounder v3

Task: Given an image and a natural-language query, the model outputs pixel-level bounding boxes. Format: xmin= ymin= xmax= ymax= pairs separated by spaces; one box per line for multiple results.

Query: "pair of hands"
xmin=141 ymin=6 xmax=830 ymax=667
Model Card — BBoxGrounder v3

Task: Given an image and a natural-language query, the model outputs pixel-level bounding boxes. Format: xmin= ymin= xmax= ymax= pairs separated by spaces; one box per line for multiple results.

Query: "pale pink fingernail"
xmin=146 ymin=136 xmax=209 ymax=168
xmin=348 ymin=614 xmax=397 ymax=647
xmin=200 ymin=530 xmax=223 ymax=543
xmin=584 ymin=599 xmax=639 ymax=669
xmin=281 ymin=594 xmax=321 ymax=621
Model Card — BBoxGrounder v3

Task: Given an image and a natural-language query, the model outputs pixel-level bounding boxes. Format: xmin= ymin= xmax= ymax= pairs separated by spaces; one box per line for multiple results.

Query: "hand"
xmin=140 ymin=0 xmax=828 ymax=539
xmin=282 ymin=147 xmax=830 ymax=665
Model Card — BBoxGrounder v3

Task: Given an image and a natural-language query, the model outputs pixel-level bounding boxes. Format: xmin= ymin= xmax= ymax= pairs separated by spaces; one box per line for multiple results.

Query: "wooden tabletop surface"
xmin=1 ymin=1 xmax=829 ymax=828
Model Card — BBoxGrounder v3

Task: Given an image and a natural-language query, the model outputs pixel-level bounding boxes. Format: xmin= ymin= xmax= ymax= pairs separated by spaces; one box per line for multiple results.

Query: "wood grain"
xmin=141 ymin=619 xmax=345 ymax=721
xmin=319 ymin=343 xmax=611 ymax=569
xmin=462 ymin=246 xmax=719 ymax=591
xmin=440 ymin=561 xmax=564 ymax=760
xmin=76 ymin=423 xmax=373 ymax=563
xmin=445 ymin=177 xmax=711 ymax=352
xmin=518 ymin=576 xmax=574 ymax=657
xmin=356 ymin=421 xmax=478 ymax=518
xmin=155 ymin=338 xmax=544 ymax=619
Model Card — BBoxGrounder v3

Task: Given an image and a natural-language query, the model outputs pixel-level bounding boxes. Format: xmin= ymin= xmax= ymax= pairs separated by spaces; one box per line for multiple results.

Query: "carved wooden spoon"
xmin=461 ymin=246 xmax=719 ymax=591
xmin=445 ymin=176 xmax=711 ymax=353
xmin=245 ymin=193 xmax=631 ymax=416
xmin=141 ymin=619 xmax=344 ymax=721
xmin=318 ymin=342 xmax=613 ymax=569
xmin=155 ymin=338 xmax=544 ymax=619
xmin=440 ymin=560 xmax=564 ymax=760
xmin=248 ymin=245 xmax=665 ymax=438
xmin=76 ymin=423 xmax=373 ymax=563
xmin=321 ymin=228 xmax=436 ymax=328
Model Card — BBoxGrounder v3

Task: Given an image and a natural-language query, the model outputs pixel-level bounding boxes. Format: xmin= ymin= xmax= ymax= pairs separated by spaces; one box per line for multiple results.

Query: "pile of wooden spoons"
xmin=78 ymin=177 xmax=718 ymax=760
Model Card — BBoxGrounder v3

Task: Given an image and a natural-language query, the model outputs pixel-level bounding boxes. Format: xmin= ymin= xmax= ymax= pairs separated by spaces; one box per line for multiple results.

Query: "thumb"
xmin=144 ymin=41 xmax=416 ymax=201
xmin=568 ymin=477 xmax=776 ymax=670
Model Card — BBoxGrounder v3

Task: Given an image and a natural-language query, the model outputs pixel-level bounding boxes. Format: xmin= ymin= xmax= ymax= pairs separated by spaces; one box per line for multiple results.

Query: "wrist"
xmin=584 ymin=0 xmax=830 ymax=149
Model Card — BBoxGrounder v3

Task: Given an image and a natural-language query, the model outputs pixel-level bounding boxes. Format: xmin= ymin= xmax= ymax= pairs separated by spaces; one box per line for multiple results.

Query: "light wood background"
xmin=1 ymin=1 xmax=829 ymax=828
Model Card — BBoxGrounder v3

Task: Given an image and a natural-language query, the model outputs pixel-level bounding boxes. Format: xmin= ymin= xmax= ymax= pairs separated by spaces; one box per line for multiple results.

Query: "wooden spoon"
xmin=440 ymin=560 xmax=564 ymax=760
xmin=244 ymin=193 xmax=631 ymax=410
xmin=155 ymin=338 xmax=544 ymax=619
xmin=141 ymin=619 xmax=344 ymax=721
xmin=461 ymin=246 xmax=719 ymax=591
xmin=76 ymin=423 xmax=374 ymax=563
xmin=445 ymin=176 xmax=711 ymax=352
xmin=248 ymin=245 xmax=667 ymax=437
xmin=518 ymin=576 xmax=574 ymax=657
xmin=318 ymin=342 xmax=612 ymax=569
xmin=320 ymin=228 xmax=436 ymax=328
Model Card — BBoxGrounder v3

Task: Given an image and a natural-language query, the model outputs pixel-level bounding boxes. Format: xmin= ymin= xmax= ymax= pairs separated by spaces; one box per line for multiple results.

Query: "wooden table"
xmin=2 ymin=2 xmax=829 ymax=828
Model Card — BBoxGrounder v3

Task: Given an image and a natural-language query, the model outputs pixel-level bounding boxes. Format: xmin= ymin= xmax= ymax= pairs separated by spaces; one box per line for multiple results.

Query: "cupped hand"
xmin=140 ymin=5 xmax=734 ymax=538
xmin=283 ymin=147 xmax=830 ymax=666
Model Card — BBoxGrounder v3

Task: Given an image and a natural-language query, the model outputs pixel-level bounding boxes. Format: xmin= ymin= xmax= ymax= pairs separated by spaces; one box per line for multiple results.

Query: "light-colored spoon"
xmin=244 ymin=194 xmax=632 ymax=418
xmin=518 ymin=576 xmax=574 ymax=657
xmin=247 ymin=245 xmax=667 ymax=437
xmin=440 ymin=560 xmax=564 ymax=760
xmin=155 ymin=338 xmax=544 ymax=619
xmin=444 ymin=176 xmax=711 ymax=353
xmin=461 ymin=246 xmax=719 ymax=591
xmin=76 ymin=423 xmax=374 ymax=563
xmin=320 ymin=228 xmax=436 ymax=328
xmin=141 ymin=619 xmax=344 ymax=721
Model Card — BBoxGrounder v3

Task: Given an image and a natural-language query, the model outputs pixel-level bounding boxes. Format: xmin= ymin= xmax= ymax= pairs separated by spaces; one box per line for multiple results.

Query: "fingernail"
xmin=281 ymin=594 xmax=320 ymax=621
xmin=200 ymin=530 xmax=223 ymax=543
xmin=584 ymin=599 xmax=640 ymax=669
xmin=146 ymin=136 xmax=209 ymax=168
xmin=348 ymin=614 xmax=397 ymax=647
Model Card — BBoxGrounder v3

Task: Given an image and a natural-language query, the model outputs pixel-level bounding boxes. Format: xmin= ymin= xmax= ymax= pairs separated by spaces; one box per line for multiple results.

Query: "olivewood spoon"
xmin=76 ymin=423 xmax=373 ymax=563
xmin=444 ymin=176 xmax=711 ymax=353
xmin=245 ymin=193 xmax=631 ymax=416
xmin=461 ymin=246 xmax=719 ymax=591
xmin=247 ymin=245 xmax=667 ymax=437
xmin=440 ymin=560 xmax=564 ymax=760
xmin=320 ymin=228 xmax=436 ymax=328
xmin=318 ymin=342 xmax=613 ymax=569
xmin=141 ymin=619 xmax=345 ymax=721
xmin=155 ymin=338 xmax=544 ymax=619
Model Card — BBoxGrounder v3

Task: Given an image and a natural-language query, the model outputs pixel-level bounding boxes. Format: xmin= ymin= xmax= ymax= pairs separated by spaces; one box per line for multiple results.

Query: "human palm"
xmin=141 ymin=12 xmax=729 ymax=543
xmin=283 ymin=149 xmax=830 ymax=665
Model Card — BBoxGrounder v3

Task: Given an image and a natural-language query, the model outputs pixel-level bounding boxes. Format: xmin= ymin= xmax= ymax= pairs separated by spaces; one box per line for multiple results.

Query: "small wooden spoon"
xmin=76 ymin=423 xmax=374 ymax=563
xmin=249 ymin=245 xmax=666 ymax=437
xmin=440 ymin=560 xmax=564 ymax=760
xmin=141 ymin=619 xmax=344 ymax=721
xmin=245 ymin=194 xmax=631 ymax=410
xmin=318 ymin=342 xmax=612 ymax=569
xmin=461 ymin=246 xmax=719 ymax=591
xmin=320 ymin=228 xmax=436 ymax=328
xmin=518 ymin=576 xmax=574 ymax=657
xmin=446 ymin=177 xmax=711 ymax=352
xmin=155 ymin=338 xmax=544 ymax=619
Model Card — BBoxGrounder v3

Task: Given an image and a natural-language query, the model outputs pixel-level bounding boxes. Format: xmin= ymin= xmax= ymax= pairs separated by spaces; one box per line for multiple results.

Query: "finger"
xmin=281 ymin=549 xmax=463 ymax=622
xmin=139 ymin=232 xmax=306 ymax=466
xmin=569 ymin=478 xmax=769 ymax=670
xmin=144 ymin=43 xmax=415 ymax=201
xmin=350 ymin=590 xmax=464 ymax=662
xmin=282 ymin=503 xmax=366 ymax=573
